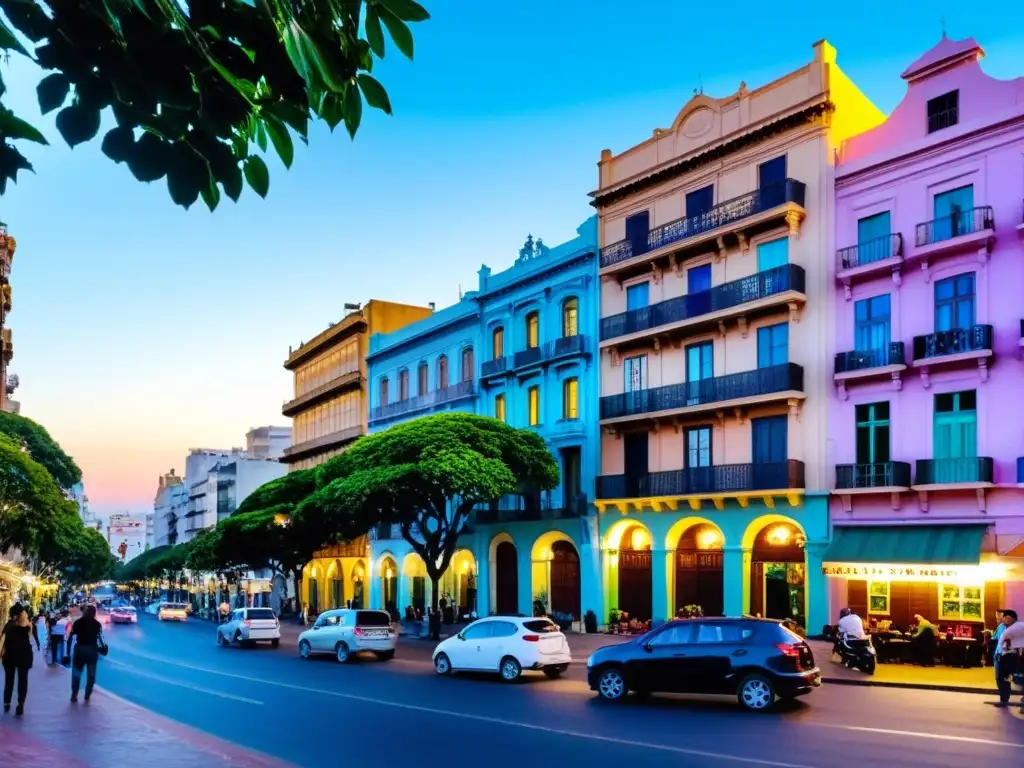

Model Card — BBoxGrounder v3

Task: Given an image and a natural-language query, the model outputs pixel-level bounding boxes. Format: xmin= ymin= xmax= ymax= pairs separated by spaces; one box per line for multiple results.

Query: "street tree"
xmin=41 ymin=515 xmax=116 ymax=586
xmin=303 ymin=413 xmax=559 ymax=620
xmin=0 ymin=412 xmax=81 ymax=489
xmin=0 ymin=0 xmax=430 ymax=208
xmin=0 ymin=432 xmax=72 ymax=555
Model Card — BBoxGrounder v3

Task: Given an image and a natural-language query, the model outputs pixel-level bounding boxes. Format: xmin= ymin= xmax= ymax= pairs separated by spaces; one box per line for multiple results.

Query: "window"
xmin=437 ymin=355 xmax=449 ymax=389
xmin=626 ymin=282 xmax=649 ymax=311
xmin=379 ymin=377 xmax=389 ymax=406
xmin=868 ymin=582 xmax=890 ymax=615
xmin=460 ymin=622 xmax=492 ymax=641
xmin=686 ymin=185 xmax=714 ymax=218
xmin=927 ymin=90 xmax=958 ymax=133
xmin=694 ymin=622 xmax=748 ymax=643
xmin=932 ymin=185 xmax=974 ymax=241
xmin=528 ymin=386 xmax=540 ymax=426
xmin=624 ymin=355 xmax=647 ymax=392
xmin=934 ymin=273 xmax=974 ymax=331
xmin=492 ymin=327 xmax=504 ymax=360
xmin=685 ymin=426 xmax=712 ymax=469
xmin=489 ymin=621 xmax=518 ymax=638
xmin=494 ymin=393 xmax=506 ymax=422
xmin=624 ymin=210 xmax=650 ymax=252
xmin=757 ymin=237 xmax=788 ymax=272
xmin=855 ymin=402 xmax=890 ymax=465
xmin=522 ymin=619 xmax=559 ymax=633
xmin=461 ymin=347 xmax=474 ymax=382
xmin=562 ymin=377 xmax=579 ymax=420
xmin=525 ymin=312 xmax=539 ymax=349
xmin=757 ymin=323 xmax=789 ymax=368
xmin=854 ymin=294 xmax=891 ymax=356
xmin=758 ymin=155 xmax=786 ymax=188
xmin=417 ymin=362 xmax=429 ymax=396
xmin=687 ymin=264 xmax=711 ymax=294
xmin=939 ymin=584 xmax=982 ymax=621
xmin=649 ymin=624 xmax=693 ymax=646
xmin=934 ymin=390 xmax=977 ymax=461
xmin=562 ymin=298 xmax=579 ymax=337
xmin=685 ymin=341 xmax=713 ymax=403
xmin=752 ymin=415 xmax=787 ymax=464
xmin=857 ymin=212 xmax=892 ymax=264
xmin=398 ymin=369 xmax=409 ymax=401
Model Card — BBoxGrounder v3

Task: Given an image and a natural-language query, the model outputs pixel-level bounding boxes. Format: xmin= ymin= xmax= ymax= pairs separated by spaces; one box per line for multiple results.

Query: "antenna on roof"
xmin=697 ymin=71 xmax=703 ymax=95
xmin=458 ymin=284 xmax=463 ymax=300
xmin=940 ymin=15 xmax=947 ymax=39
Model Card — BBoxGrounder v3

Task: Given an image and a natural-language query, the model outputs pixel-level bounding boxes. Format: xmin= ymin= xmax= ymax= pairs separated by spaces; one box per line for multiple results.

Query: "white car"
xmin=157 ymin=603 xmax=188 ymax=621
xmin=297 ymin=609 xmax=397 ymax=663
xmin=216 ymin=607 xmax=281 ymax=647
xmin=432 ymin=616 xmax=572 ymax=681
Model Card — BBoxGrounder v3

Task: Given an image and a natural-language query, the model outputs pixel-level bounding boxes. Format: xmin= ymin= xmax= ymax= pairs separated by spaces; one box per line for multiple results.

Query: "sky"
xmin=2 ymin=1 xmax=1023 ymax=520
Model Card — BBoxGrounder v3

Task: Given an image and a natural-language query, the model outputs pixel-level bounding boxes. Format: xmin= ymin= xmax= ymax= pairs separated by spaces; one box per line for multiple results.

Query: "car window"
xmin=649 ymin=624 xmax=694 ymax=646
xmin=247 ymin=609 xmax=275 ymax=620
xmin=693 ymin=623 xmax=751 ymax=643
xmin=522 ymin=619 xmax=559 ymax=633
xmin=460 ymin=622 xmax=493 ymax=640
xmin=490 ymin=621 xmax=518 ymax=638
xmin=320 ymin=614 xmax=342 ymax=627
xmin=355 ymin=611 xmax=391 ymax=627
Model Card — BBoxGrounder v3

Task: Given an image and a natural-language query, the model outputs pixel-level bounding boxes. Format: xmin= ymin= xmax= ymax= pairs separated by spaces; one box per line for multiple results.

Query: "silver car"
xmin=297 ymin=609 xmax=397 ymax=663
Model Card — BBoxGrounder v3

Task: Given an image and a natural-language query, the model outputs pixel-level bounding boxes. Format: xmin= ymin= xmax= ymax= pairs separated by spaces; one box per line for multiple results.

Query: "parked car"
xmin=217 ymin=607 xmax=281 ymax=648
xmin=297 ymin=609 xmax=397 ymax=663
xmin=432 ymin=616 xmax=572 ymax=682
xmin=157 ymin=603 xmax=189 ymax=622
xmin=586 ymin=617 xmax=820 ymax=711
xmin=110 ymin=606 xmax=138 ymax=624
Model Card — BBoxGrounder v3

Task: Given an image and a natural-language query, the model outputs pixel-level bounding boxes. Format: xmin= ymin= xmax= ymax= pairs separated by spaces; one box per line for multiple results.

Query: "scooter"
xmin=833 ymin=633 xmax=876 ymax=675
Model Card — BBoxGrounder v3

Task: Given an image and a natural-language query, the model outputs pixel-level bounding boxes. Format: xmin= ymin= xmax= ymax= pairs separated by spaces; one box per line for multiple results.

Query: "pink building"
xmin=827 ymin=36 xmax=1024 ymax=636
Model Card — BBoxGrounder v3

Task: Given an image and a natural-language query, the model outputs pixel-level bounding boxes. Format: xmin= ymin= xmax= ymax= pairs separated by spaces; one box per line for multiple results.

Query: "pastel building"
xmin=593 ymin=41 xmax=882 ymax=632
xmin=360 ymin=220 xmax=600 ymax=624
xmin=827 ymin=36 xmax=1024 ymax=629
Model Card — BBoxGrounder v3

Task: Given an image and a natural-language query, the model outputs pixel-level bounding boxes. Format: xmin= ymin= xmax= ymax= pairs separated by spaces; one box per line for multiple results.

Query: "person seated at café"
xmin=838 ymin=607 xmax=866 ymax=640
xmin=913 ymin=614 xmax=938 ymax=667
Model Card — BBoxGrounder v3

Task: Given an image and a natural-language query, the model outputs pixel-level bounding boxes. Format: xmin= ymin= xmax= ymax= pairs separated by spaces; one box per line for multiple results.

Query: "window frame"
xmin=461 ymin=347 xmax=474 ymax=382
xmin=562 ymin=297 xmax=579 ymax=338
xmin=492 ymin=327 xmax=504 ymax=360
xmin=528 ymin=385 xmax=540 ymax=426
xmin=494 ymin=393 xmax=506 ymax=422
xmin=525 ymin=311 xmax=540 ymax=349
xmin=398 ymin=369 xmax=409 ymax=401
xmin=562 ymin=377 xmax=579 ymax=420
xmin=417 ymin=361 xmax=429 ymax=396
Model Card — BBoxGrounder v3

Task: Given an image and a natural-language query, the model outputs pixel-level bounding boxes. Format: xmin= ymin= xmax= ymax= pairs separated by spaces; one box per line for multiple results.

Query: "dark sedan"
xmin=587 ymin=617 xmax=820 ymax=711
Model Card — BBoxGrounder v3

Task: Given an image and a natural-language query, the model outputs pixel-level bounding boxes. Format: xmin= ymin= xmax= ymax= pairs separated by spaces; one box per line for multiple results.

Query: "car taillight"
xmin=776 ymin=643 xmax=802 ymax=658
xmin=243 ymin=620 xmax=251 ymax=627
xmin=522 ymin=634 xmax=540 ymax=642
xmin=354 ymin=627 xmax=364 ymax=636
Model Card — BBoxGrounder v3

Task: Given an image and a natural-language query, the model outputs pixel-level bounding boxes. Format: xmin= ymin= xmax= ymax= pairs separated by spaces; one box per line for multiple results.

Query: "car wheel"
xmin=298 ymin=640 xmax=312 ymax=659
xmin=499 ymin=656 xmax=522 ymax=682
xmin=375 ymin=650 xmax=395 ymax=661
xmin=335 ymin=642 xmax=350 ymax=663
xmin=271 ymin=639 xmax=280 ymax=649
xmin=738 ymin=674 xmax=776 ymax=712
xmin=233 ymin=631 xmax=243 ymax=646
xmin=542 ymin=667 xmax=563 ymax=680
xmin=596 ymin=667 xmax=628 ymax=701
xmin=434 ymin=653 xmax=452 ymax=675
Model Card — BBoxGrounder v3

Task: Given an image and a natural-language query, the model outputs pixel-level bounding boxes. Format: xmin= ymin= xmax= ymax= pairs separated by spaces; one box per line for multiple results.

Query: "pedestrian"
xmin=70 ymin=604 xmax=104 ymax=703
xmin=63 ymin=610 xmax=74 ymax=664
xmin=0 ymin=603 xmax=41 ymax=716
xmin=994 ymin=609 xmax=1024 ymax=709
xmin=49 ymin=612 xmax=68 ymax=666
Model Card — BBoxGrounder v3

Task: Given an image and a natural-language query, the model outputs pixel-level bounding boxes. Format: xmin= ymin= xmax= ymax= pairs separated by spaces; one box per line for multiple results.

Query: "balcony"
xmin=483 ymin=336 xmax=589 ymax=384
xmin=911 ymin=325 xmax=993 ymax=387
xmin=914 ymin=206 xmax=995 ymax=271
xmin=913 ymin=457 xmax=995 ymax=512
xmin=835 ymin=462 xmax=912 ymax=490
xmin=836 ymin=233 xmax=903 ymax=296
xmin=369 ymin=380 xmax=478 ymax=425
xmin=833 ymin=342 xmax=907 ymax=399
xmin=1017 ymin=457 xmax=1024 ymax=485
xmin=599 ymin=363 xmax=804 ymax=425
xmin=513 ymin=346 xmax=543 ymax=369
xmin=475 ymin=493 xmax=589 ymax=524
xmin=281 ymin=424 xmax=364 ymax=464
xmin=600 ymin=264 xmax=805 ymax=345
xmin=594 ymin=461 xmax=804 ymax=512
xmin=282 ymin=370 xmax=362 ymax=417
xmin=481 ymin=357 xmax=508 ymax=378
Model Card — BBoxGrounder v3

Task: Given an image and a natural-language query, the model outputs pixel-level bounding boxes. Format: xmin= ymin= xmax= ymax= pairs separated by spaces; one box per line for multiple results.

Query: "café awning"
xmin=823 ymin=525 xmax=986 ymax=565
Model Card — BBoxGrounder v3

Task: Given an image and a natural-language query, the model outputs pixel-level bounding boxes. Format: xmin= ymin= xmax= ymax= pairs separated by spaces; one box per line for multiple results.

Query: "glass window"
xmin=940 ymin=584 xmax=982 ymax=621
xmin=687 ymin=264 xmax=711 ymax=294
xmin=399 ymin=369 xmax=409 ymax=401
xmin=418 ymin=362 xmax=429 ymax=396
xmin=525 ymin=312 xmax=539 ymax=349
xmin=461 ymin=347 xmax=474 ymax=381
xmin=758 ymin=155 xmax=786 ymax=188
xmin=528 ymin=386 xmax=540 ymax=426
xmin=624 ymin=355 xmax=647 ymax=392
xmin=686 ymin=426 xmax=712 ymax=469
xmin=854 ymin=294 xmax=891 ymax=354
xmin=934 ymin=273 xmax=975 ymax=332
xmin=563 ymin=377 xmax=579 ymax=420
xmin=686 ymin=185 xmax=714 ymax=218
xmin=927 ymin=90 xmax=959 ymax=134
xmin=522 ymin=619 xmax=559 ymax=633
xmin=437 ymin=356 xmax=449 ymax=389
xmin=461 ymin=622 xmax=493 ymax=640
xmin=492 ymin=328 xmax=504 ymax=359
xmin=693 ymin=623 xmax=745 ymax=643
xmin=626 ymin=282 xmax=649 ymax=311
xmin=355 ymin=611 xmax=391 ymax=627
xmin=757 ymin=237 xmax=788 ymax=272
xmin=757 ymin=323 xmax=788 ymax=368
xmin=494 ymin=393 xmax=506 ymax=422
xmin=933 ymin=390 xmax=977 ymax=461
xmin=649 ymin=623 xmax=693 ymax=646
xmin=379 ymin=377 xmax=389 ymax=406
xmin=855 ymin=402 xmax=890 ymax=465
xmin=856 ymin=212 xmax=892 ymax=265
xmin=490 ymin=621 xmax=518 ymax=638
xmin=932 ymin=185 xmax=974 ymax=241
xmin=562 ymin=298 xmax=579 ymax=337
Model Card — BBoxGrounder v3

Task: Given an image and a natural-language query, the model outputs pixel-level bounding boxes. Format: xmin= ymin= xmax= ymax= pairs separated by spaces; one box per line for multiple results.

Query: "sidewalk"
xmin=0 ymin=652 xmax=291 ymax=768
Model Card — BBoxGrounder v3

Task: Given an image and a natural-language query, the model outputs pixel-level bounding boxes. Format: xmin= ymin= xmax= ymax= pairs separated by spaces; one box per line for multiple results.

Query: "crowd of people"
xmin=0 ymin=601 xmax=106 ymax=716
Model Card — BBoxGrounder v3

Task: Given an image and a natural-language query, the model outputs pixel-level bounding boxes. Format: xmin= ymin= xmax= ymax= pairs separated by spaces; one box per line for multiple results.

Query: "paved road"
xmin=89 ymin=616 xmax=1023 ymax=767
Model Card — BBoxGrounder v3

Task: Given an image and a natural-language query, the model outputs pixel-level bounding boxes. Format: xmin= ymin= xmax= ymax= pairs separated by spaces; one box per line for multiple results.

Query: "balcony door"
xmin=752 ymin=415 xmax=787 ymax=488
xmin=686 ymin=185 xmax=714 ymax=228
xmin=687 ymin=264 xmax=712 ymax=315
xmin=685 ymin=426 xmax=712 ymax=493
xmin=934 ymin=273 xmax=974 ymax=333
xmin=933 ymin=391 xmax=977 ymax=482
xmin=932 ymin=185 xmax=973 ymax=240
xmin=685 ymin=341 xmax=713 ymax=405
xmin=857 ymin=211 xmax=891 ymax=265
xmin=623 ymin=432 xmax=649 ymax=497
xmin=560 ymin=447 xmax=582 ymax=508
xmin=757 ymin=237 xmax=788 ymax=273
xmin=757 ymin=323 xmax=788 ymax=369
xmin=626 ymin=282 xmax=650 ymax=311
xmin=855 ymin=402 xmax=891 ymax=487
xmin=854 ymin=294 xmax=891 ymax=365
xmin=625 ymin=211 xmax=650 ymax=258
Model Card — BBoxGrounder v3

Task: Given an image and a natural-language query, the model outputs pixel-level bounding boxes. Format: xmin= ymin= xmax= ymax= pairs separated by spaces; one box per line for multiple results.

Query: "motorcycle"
xmin=833 ymin=633 xmax=876 ymax=675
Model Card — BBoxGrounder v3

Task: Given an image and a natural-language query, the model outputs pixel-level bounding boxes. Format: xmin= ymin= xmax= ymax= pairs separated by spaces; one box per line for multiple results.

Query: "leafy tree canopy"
xmin=40 ymin=515 xmax=116 ymax=585
xmin=0 ymin=0 xmax=430 ymax=208
xmin=185 ymin=526 xmax=224 ymax=573
xmin=0 ymin=411 xmax=81 ymax=489
xmin=0 ymin=432 xmax=73 ymax=555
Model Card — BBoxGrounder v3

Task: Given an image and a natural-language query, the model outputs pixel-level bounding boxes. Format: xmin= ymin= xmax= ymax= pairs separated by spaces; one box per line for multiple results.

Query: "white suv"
xmin=298 ymin=609 xmax=397 ymax=662
xmin=216 ymin=607 xmax=281 ymax=647
xmin=433 ymin=616 xmax=572 ymax=681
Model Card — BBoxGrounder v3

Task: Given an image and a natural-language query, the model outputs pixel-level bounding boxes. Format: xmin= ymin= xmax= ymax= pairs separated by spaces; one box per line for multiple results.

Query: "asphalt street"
xmin=86 ymin=615 xmax=1024 ymax=768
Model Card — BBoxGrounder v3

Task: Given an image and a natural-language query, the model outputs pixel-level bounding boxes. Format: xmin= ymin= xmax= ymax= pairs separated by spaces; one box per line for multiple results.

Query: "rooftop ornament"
xmin=517 ymin=234 xmax=550 ymax=264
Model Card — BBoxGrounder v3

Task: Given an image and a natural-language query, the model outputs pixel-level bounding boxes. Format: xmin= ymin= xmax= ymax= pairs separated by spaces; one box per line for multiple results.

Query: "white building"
xmin=181 ymin=451 xmax=286 ymax=543
xmin=107 ymin=512 xmax=148 ymax=563
xmin=69 ymin=482 xmax=100 ymax=529
xmin=245 ymin=426 xmax=291 ymax=459
xmin=152 ymin=469 xmax=186 ymax=547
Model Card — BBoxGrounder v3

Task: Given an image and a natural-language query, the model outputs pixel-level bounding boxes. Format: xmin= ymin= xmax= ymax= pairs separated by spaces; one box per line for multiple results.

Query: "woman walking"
xmin=70 ymin=605 xmax=103 ymax=703
xmin=0 ymin=603 xmax=41 ymax=716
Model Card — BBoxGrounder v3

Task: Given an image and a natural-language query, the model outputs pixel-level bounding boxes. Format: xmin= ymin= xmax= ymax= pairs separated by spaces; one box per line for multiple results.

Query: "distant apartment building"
xmin=153 ymin=469 xmax=185 ymax=547
xmin=107 ymin=512 xmax=148 ymax=563
xmin=245 ymin=425 xmax=291 ymax=459
xmin=0 ymin=227 xmax=19 ymax=413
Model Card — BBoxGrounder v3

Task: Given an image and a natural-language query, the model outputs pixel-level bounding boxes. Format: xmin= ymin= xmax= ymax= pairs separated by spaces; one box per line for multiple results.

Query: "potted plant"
xmin=607 ymin=608 xmax=621 ymax=633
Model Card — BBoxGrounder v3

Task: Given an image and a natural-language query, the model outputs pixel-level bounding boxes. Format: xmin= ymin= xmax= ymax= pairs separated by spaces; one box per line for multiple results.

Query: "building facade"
xmin=152 ymin=469 xmax=185 ymax=547
xmin=357 ymin=220 xmax=600 ymax=624
xmin=107 ymin=513 xmax=147 ymax=563
xmin=592 ymin=41 xmax=883 ymax=633
xmin=245 ymin=425 xmax=291 ymax=459
xmin=827 ymin=36 xmax=1024 ymax=629
xmin=0 ymin=227 xmax=19 ymax=413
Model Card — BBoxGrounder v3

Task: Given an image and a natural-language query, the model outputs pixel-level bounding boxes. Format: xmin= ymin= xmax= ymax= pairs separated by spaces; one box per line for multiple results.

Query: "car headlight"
xmin=587 ymin=656 xmax=595 ymax=668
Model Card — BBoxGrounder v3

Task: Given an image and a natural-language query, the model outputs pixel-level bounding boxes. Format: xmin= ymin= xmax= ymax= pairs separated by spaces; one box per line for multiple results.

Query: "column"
xmin=723 ymin=546 xmax=751 ymax=617
xmin=579 ymin=525 xmax=603 ymax=628
xmin=475 ymin=539 xmax=491 ymax=617
xmin=516 ymin=546 xmax=533 ymax=616
xmin=603 ymin=549 xmax=618 ymax=628
xmin=366 ymin=568 xmax=377 ymax=611
xmin=651 ymin=549 xmax=671 ymax=622
xmin=803 ymin=540 xmax=829 ymax=634
xmin=397 ymin=571 xmax=410 ymax=617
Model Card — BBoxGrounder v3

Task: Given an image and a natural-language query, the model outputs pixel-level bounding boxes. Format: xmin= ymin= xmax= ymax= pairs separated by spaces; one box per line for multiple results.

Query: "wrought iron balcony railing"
xmin=513 ymin=346 xmax=543 ymax=369
xmin=834 ymin=342 xmax=906 ymax=374
xmin=596 ymin=460 xmax=804 ymax=499
xmin=915 ymin=206 xmax=994 ymax=247
xmin=837 ymin=233 xmax=903 ymax=271
xmin=835 ymin=462 xmax=912 ymax=490
xmin=601 ymin=264 xmax=805 ymax=341
xmin=485 ymin=336 xmax=588 ymax=379
xmin=481 ymin=357 xmax=508 ymax=377
xmin=475 ymin=493 xmax=589 ymax=523
xmin=600 ymin=363 xmax=803 ymax=421
xmin=911 ymin=325 xmax=992 ymax=361
xmin=369 ymin=380 xmax=477 ymax=424
xmin=915 ymin=457 xmax=994 ymax=485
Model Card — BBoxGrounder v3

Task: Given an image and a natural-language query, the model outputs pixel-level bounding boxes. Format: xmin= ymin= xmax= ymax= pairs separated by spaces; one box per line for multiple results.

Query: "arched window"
xmin=527 ymin=386 xmax=540 ymax=426
xmin=418 ymin=361 xmax=429 ymax=396
xmin=461 ymin=347 xmax=474 ymax=382
xmin=437 ymin=355 xmax=449 ymax=389
xmin=379 ymin=376 xmax=389 ymax=407
xmin=492 ymin=327 xmax=504 ymax=360
xmin=398 ymin=369 xmax=409 ymax=401
xmin=525 ymin=311 xmax=539 ymax=349
xmin=563 ymin=377 xmax=579 ymax=420
xmin=494 ymin=393 xmax=506 ymax=422
xmin=562 ymin=297 xmax=579 ymax=338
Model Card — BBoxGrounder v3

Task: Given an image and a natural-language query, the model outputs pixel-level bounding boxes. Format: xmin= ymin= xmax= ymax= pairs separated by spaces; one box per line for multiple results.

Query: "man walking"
xmin=48 ymin=612 xmax=67 ymax=666
xmin=994 ymin=609 xmax=1023 ymax=708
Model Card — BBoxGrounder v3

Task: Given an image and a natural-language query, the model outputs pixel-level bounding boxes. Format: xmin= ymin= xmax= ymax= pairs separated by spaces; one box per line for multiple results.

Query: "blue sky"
xmin=2 ymin=1 xmax=1022 ymax=516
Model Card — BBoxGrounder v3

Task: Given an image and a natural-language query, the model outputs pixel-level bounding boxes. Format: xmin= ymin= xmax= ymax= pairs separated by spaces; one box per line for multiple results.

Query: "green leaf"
xmin=272 ymin=104 xmax=310 ymax=140
xmin=0 ymin=108 xmax=48 ymax=144
xmin=377 ymin=8 xmax=415 ymax=60
xmin=55 ymin=105 xmax=101 ymax=148
xmin=365 ymin=8 xmax=385 ymax=58
xmin=253 ymin=117 xmax=267 ymax=152
xmin=319 ymin=91 xmax=344 ymax=131
xmin=343 ymin=81 xmax=362 ymax=139
xmin=221 ymin=164 xmax=243 ymax=202
xmin=243 ymin=155 xmax=269 ymax=198
xmin=263 ymin=115 xmax=294 ymax=168
xmin=0 ymin=19 xmax=29 ymax=56
xmin=37 ymin=73 xmax=70 ymax=115
xmin=0 ymin=143 xmax=34 ymax=195
xmin=200 ymin=173 xmax=221 ymax=212
xmin=100 ymin=126 xmax=135 ymax=163
xmin=378 ymin=0 xmax=431 ymax=22
xmin=357 ymin=75 xmax=391 ymax=114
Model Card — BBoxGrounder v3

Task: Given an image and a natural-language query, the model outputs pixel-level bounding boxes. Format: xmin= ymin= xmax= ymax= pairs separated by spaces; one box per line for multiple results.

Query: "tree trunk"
xmin=429 ymin=573 xmax=441 ymax=640
xmin=292 ymin=567 xmax=304 ymax=625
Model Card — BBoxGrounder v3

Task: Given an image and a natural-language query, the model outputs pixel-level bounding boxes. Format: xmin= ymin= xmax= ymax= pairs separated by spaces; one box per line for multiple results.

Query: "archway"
xmin=606 ymin=521 xmax=653 ymax=621
xmin=378 ymin=554 xmax=399 ymax=615
xmin=489 ymin=533 xmax=518 ymax=615
xmin=350 ymin=559 xmax=366 ymax=609
xmin=745 ymin=517 xmax=807 ymax=625
xmin=530 ymin=531 xmax=582 ymax=620
xmin=306 ymin=564 xmax=320 ymax=616
xmin=325 ymin=559 xmax=343 ymax=610
xmin=440 ymin=550 xmax=477 ymax=621
xmin=402 ymin=553 xmax=427 ymax=617
xmin=671 ymin=522 xmax=724 ymax=617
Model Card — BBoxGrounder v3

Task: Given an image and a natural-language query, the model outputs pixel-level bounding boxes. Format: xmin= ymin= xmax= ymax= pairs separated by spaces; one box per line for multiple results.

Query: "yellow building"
xmin=282 ymin=300 xmax=433 ymax=615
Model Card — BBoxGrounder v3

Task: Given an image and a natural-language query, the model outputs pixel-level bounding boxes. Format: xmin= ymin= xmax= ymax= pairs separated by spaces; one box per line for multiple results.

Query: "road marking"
xmin=820 ymin=724 xmax=1024 ymax=749
xmin=103 ymin=658 xmax=264 ymax=705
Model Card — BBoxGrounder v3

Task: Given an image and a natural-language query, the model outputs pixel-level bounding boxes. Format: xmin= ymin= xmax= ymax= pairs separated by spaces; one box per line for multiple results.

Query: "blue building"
xmin=365 ymin=218 xmax=601 ymax=627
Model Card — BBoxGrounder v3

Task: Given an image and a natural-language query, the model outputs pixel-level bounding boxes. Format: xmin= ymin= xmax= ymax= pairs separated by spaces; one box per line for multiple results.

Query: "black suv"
xmin=586 ymin=617 xmax=820 ymax=711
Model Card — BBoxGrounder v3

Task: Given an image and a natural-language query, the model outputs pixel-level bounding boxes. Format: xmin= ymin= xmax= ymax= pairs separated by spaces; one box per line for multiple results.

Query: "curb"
xmin=821 ymin=676 xmax=998 ymax=695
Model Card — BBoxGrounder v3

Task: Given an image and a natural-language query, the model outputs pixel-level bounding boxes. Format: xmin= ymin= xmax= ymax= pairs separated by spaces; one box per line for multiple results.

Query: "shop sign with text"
xmin=822 ymin=564 xmax=963 ymax=579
